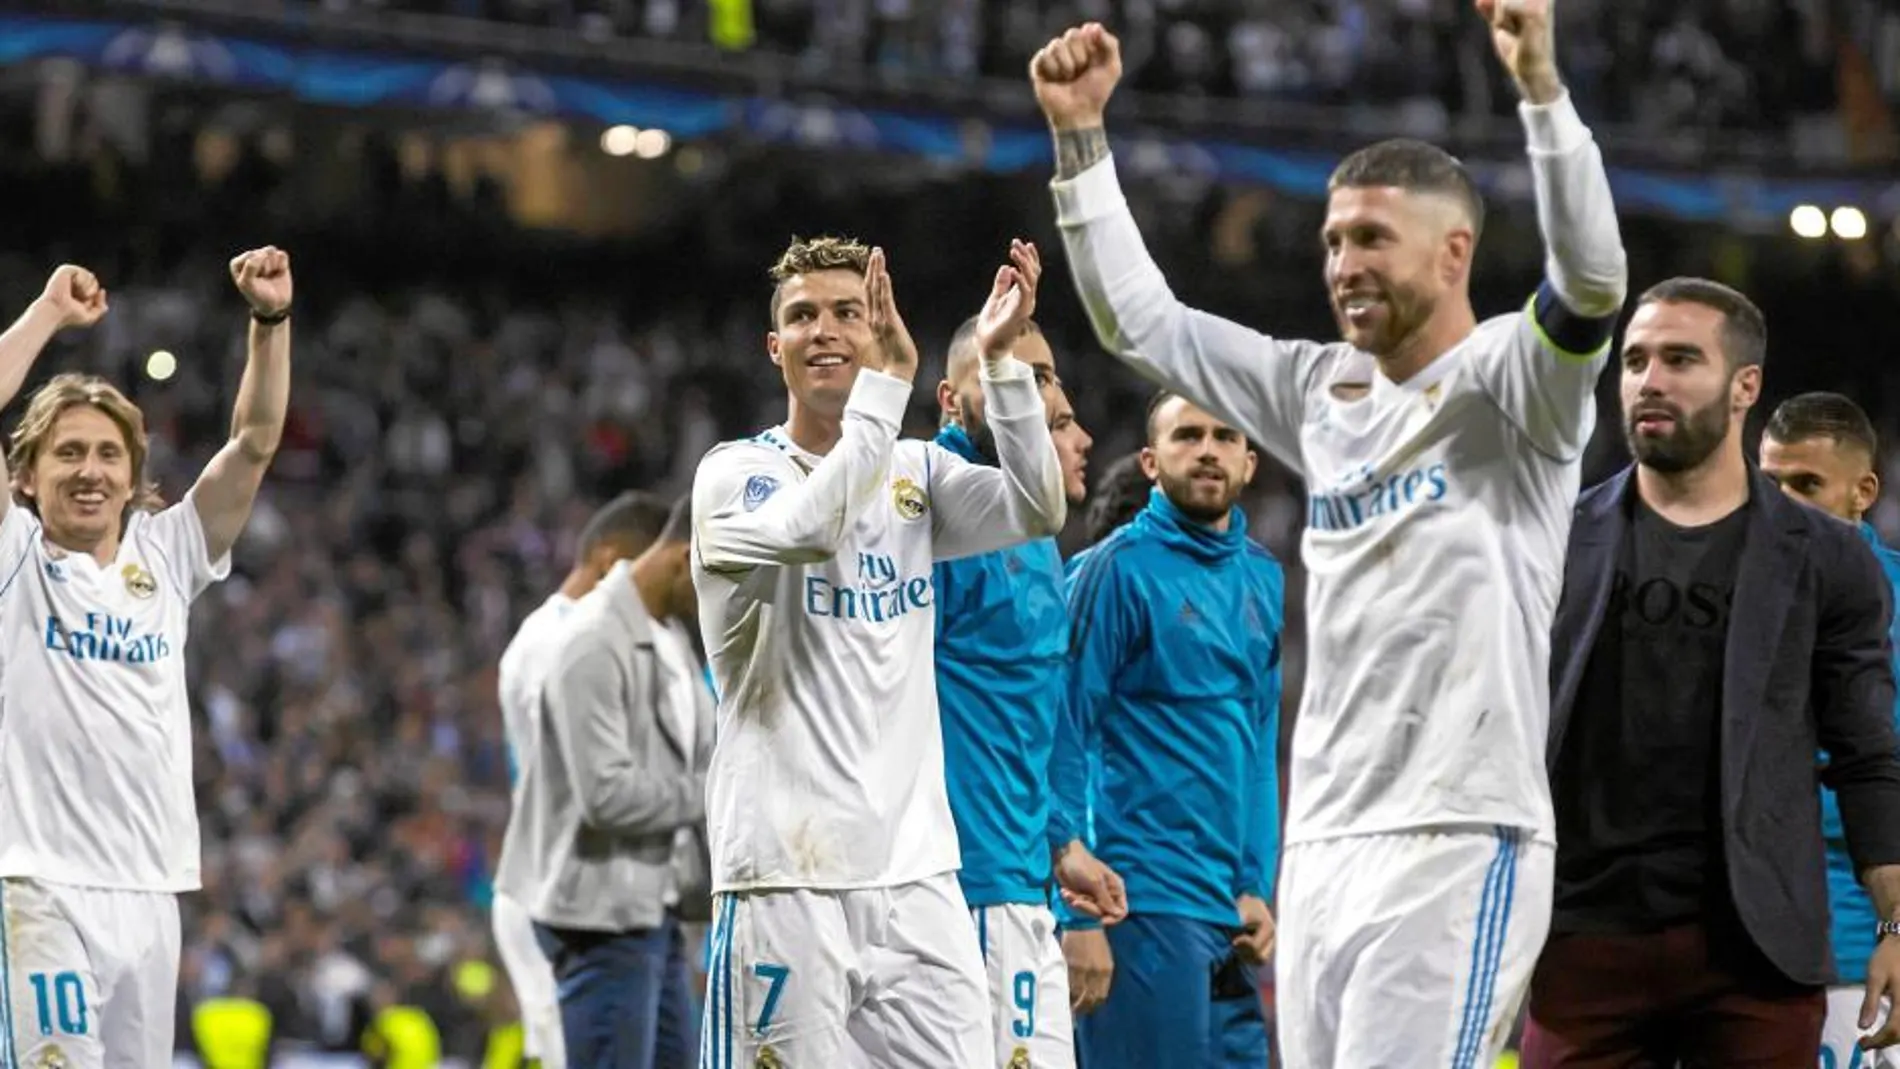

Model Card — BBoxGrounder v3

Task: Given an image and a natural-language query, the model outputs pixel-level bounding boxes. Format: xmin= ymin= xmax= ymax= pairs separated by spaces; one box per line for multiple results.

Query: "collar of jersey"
xmin=1137 ymin=486 xmax=1248 ymax=563
xmin=1368 ymin=337 xmax=1464 ymax=405
xmin=757 ymin=425 xmax=820 ymax=472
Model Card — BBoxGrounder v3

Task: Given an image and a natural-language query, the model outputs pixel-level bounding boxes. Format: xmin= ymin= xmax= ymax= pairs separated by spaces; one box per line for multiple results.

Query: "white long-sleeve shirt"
xmin=1052 ymin=93 xmax=1629 ymax=846
xmin=691 ymin=360 xmax=1065 ymax=891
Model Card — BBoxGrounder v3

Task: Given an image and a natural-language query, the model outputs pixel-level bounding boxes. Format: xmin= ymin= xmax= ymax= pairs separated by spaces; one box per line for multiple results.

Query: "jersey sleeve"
xmin=693 ymin=370 xmax=909 ymax=574
xmin=1469 ymin=92 xmax=1629 ymax=462
xmin=926 ymin=357 xmax=1066 ymax=562
xmin=1051 ymin=156 xmax=1325 ymax=474
xmin=140 ymin=493 xmax=234 ymax=601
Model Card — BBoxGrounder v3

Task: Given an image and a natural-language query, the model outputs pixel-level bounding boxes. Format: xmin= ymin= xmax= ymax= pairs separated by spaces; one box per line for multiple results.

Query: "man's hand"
xmin=1474 ymin=0 xmax=1563 ymax=105
xmin=1062 ymin=928 xmax=1113 ymax=1015
xmin=1054 ymin=841 xmax=1128 ymax=925
xmin=37 ymin=265 xmax=108 ymax=330
xmin=973 ymin=240 xmax=1042 ymax=363
xmin=230 ymin=246 xmax=293 ymax=318
xmin=864 ymin=247 xmax=919 ymax=383
xmin=1862 ymin=937 xmax=1900 ymax=1051
xmin=1233 ymin=894 xmax=1276 ymax=964
xmin=1029 ymin=22 xmax=1122 ymax=131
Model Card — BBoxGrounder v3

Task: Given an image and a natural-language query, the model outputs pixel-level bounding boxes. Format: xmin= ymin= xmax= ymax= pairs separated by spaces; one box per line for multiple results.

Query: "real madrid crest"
xmin=121 ymin=562 xmax=157 ymax=599
xmin=891 ymin=476 xmax=928 ymax=521
xmin=1008 ymin=1045 xmax=1032 ymax=1069
xmin=753 ymin=1046 xmax=782 ymax=1069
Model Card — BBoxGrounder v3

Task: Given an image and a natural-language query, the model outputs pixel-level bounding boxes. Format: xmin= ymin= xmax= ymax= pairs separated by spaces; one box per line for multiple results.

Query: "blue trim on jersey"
xmin=0 ymin=881 xmax=16 ymax=1069
xmin=1529 ymin=280 xmax=1618 ymax=360
xmin=976 ymin=907 xmax=989 ymax=962
xmin=1452 ymin=830 xmax=1519 ymax=1069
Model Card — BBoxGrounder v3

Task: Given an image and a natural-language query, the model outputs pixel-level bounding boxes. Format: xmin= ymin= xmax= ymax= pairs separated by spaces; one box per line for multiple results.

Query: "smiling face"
xmin=768 ymin=268 xmax=874 ymax=419
xmin=18 ymin=404 xmax=137 ymax=552
xmin=1321 ymin=185 xmax=1474 ymax=358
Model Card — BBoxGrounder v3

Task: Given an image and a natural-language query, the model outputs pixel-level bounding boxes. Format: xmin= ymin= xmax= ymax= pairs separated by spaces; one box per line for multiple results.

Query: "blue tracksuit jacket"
xmin=1055 ymin=487 xmax=1284 ymax=928
xmin=933 ymin=423 xmax=1076 ymax=908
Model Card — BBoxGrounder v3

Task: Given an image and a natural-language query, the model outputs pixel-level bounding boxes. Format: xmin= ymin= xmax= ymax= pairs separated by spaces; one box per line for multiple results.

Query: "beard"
xmin=1157 ymin=466 xmax=1237 ymax=524
xmin=1336 ymin=282 xmax=1434 ymax=357
xmin=1625 ymin=395 xmax=1730 ymax=473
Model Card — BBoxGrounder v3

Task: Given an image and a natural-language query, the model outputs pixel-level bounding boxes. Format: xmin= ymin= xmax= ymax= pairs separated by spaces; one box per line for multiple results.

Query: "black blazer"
xmin=1549 ymin=464 xmax=1900 ymax=985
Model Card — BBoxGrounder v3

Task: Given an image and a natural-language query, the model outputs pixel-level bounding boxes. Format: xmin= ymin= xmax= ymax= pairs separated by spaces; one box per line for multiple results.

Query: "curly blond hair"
xmin=9 ymin=372 xmax=164 ymax=516
xmin=768 ymin=235 xmax=872 ymax=324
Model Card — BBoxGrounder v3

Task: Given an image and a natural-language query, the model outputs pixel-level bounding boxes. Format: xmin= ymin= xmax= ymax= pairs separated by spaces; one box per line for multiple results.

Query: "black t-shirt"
xmin=1553 ymin=498 xmax=1751 ymax=933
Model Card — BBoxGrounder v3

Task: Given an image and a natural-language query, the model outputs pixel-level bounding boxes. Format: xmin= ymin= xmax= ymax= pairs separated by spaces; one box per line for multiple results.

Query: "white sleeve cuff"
xmin=843 ymin=368 xmax=913 ymax=429
xmin=1518 ymin=90 xmax=1588 ymax=155
xmin=1050 ymin=155 xmax=1127 ymax=229
xmin=980 ymin=358 xmax=1044 ymax=421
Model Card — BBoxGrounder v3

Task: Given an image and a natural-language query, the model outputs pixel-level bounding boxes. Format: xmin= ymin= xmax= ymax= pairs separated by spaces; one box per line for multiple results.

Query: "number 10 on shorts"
xmin=28 ymin=971 xmax=88 ymax=1036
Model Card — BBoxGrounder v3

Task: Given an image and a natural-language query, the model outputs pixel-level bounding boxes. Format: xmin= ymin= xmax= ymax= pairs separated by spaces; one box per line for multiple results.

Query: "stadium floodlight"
xmin=1830 ymin=206 xmax=1869 ymax=240
xmin=1790 ymin=204 xmax=1828 ymax=239
xmin=146 ymin=350 xmax=177 ymax=381
xmin=600 ymin=125 xmax=640 ymax=157
xmin=633 ymin=128 xmax=672 ymax=159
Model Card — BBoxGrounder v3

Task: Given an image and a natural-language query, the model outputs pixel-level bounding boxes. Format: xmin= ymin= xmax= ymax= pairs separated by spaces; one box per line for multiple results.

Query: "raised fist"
xmin=230 ymin=246 xmax=293 ymax=318
xmin=1030 ymin=23 xmax=1123 ymax=130
xmin=1475 ymin=0 xmax=1562 ymax=103
xmin=38 ymin=265 xmax=108 ymax=330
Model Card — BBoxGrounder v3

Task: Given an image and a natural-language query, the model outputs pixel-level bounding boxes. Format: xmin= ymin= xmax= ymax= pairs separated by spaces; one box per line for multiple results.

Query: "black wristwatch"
xmin=1878 ymin=919 xmax=1900 ymax=940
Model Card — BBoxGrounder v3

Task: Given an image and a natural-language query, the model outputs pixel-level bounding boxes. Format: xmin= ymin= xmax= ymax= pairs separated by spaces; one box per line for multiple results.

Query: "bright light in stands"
xmin=633 ymin=128 xmax=672 ymax=159
xmin=600 ymin=125 xmax=639 ymax=157
xmin=1830 ymin=206 xmax=1868 ymax=240
xmin=145 ymin=350 xmax=177 ymax=382
xmin=1789 ymin=205 xmax=1827 ymax=239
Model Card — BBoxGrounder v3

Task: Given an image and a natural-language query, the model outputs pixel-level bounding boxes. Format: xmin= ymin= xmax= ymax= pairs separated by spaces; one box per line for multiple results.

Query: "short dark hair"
xmin=658 ymin=493 xmax=693 ymax=546
xmin=1636 ymin=277 xmax=1768 ymax=370
xmin=768 ymin=235 xmax=872 ymax=325
xmin=1328 ymin=139 xmax=1486 ymax=242
xmin=579 ymin=491 xmax=671 ymax=558
xmin=1084 ymin=452 xmax=1153 ymax=546
xmin=945 ymin=314 xmax=1043 ymax=379
xmin=1765 ymin=391 xmax=1878 ymax=460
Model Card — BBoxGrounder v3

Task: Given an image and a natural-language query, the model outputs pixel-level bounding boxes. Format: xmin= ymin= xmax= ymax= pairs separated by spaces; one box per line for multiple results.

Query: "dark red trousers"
xmin=1520 ymin=923 xmax=1824 ymax=1068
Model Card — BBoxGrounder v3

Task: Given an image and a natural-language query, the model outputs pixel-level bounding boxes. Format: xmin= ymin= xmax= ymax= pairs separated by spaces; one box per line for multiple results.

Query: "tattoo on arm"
xmin=1053 ymin=127 xmax=1110 ymax=181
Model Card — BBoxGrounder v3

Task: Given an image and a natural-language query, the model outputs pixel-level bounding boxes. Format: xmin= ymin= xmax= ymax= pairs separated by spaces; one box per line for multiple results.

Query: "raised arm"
xmin=694 ymin=372 xmax=906 ymax=573
xmin=0 ymin=267 xmax=110 ymax=524
xmin=1032 ymin=24 xmax=1321 ymax=472
xmin=190 ymin=247 xmax=293 ymax=562
xmin=931 ymin=241 xmax=1066 ymax=560
xmin=1470 ymin=0 xmax=1629 ymax=459
xmin=696 ymin=247 xmax=919 ymax=574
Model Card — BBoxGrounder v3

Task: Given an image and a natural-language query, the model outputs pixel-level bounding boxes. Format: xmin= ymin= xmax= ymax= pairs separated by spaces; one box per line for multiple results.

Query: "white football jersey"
xmin=0 ymin=497 xmax=230 ymax=891
xmin=1052 ymin=94 xmax=1628 ymax=846
xmin=498 ymin=592 xmax=577 ymax=793
xmin=691 ymin=364 xmax=1063 ymax=892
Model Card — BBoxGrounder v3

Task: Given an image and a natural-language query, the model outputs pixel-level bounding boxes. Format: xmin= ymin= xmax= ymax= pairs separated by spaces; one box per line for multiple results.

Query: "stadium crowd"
xmin=317 ymin=0 xmax=1897 ymax=133
xmin=3 ymin=62 xmax=1899 ymax=1057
